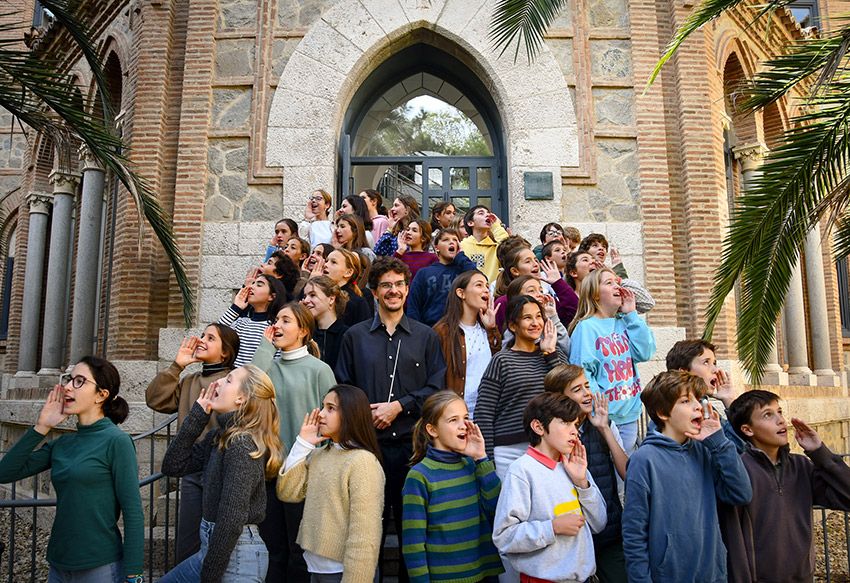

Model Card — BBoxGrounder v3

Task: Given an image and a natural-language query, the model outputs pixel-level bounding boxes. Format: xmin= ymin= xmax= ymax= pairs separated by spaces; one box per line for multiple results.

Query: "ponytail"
xmin=78 ymin=355 xmax=128 ymax=424
xmin=410 ymin=417 xmax=431 ymax=466
xmin=102 ymin=396 xmax=129 ymax=425
xmin=409 ymin=391 xmax=466 ymax=466
xmin=306 ymin=339 xmax=320 ymax=358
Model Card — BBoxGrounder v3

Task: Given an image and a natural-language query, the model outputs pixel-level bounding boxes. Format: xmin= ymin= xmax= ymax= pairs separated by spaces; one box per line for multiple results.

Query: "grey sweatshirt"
xmin=492 ymin=447 xmax=607 ymax=582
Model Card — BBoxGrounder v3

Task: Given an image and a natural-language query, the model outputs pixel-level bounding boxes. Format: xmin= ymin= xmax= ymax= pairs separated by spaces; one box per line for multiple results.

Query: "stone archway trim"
xmin=267 ymin=0 xmax=580 ymax=231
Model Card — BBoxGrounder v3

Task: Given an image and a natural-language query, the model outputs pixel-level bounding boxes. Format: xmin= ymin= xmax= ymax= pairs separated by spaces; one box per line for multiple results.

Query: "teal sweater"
xmin=402 ymin=446 xmax=503 ymax=583
xmin=252 ymin=339 xmax=337 ymax=454
xmin=0 ymin=418 xmax=144 ymax=574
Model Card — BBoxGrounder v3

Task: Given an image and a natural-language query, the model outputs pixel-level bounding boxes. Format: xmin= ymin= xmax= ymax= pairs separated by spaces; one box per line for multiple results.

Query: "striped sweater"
xmin=474 ymin=349 xmax=567 ymax=460
xmin=218 ymin=304 xmax=272 ymax=367
xmin=402 ymin=446 xmax=503 ymax=583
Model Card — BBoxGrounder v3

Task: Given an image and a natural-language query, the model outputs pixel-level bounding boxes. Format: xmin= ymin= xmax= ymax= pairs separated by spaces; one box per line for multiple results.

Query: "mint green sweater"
xmin=252 ymin=339 xmax=337 ymax=454
xmin=0 ymin=418 xmax=144 ymax=574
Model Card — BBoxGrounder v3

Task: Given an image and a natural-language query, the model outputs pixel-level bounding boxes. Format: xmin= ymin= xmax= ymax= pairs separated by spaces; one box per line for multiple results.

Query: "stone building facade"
xmin=1 ymin=0 xmax=849 ymax=447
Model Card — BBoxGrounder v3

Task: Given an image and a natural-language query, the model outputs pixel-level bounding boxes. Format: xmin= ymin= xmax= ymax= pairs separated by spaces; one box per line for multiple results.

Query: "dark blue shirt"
xmin=407 ymin=251 xmax=477 ymax=326
xmin=335 ymin=312 xmax=446 ymax=442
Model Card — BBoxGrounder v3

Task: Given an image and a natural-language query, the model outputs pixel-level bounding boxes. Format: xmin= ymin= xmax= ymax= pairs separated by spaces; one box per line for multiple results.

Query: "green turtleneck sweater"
xmin=0 ymin=417 xmax=144 ymax=574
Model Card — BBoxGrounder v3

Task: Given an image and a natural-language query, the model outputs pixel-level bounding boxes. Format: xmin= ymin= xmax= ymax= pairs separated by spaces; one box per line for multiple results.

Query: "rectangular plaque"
xmin=523 ymin=171 xmax=554 ymax=200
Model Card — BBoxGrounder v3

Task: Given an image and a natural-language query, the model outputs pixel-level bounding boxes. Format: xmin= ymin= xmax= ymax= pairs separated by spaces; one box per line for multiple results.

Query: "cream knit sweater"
xmin=277 ymin=445 xmax=385 ymax=582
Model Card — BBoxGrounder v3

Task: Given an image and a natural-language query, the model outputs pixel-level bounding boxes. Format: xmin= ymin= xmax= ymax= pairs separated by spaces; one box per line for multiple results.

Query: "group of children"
xmin=2 ymin=187 xmax=848 ymax=583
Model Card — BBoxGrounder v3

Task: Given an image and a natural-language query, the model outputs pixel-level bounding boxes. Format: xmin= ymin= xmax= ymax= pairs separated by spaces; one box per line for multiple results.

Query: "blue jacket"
xmin=407 ymin=252 xmax=477 ymax=326
xmin=622 ymin=429 xmax=752 ymax=583
xmin=569 ymin=311 xmax=656 ymax=425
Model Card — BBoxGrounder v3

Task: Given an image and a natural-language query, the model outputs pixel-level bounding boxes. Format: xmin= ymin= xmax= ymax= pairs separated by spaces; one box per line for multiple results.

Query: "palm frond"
xmin=832 ymin=209 xmax=850 ymax=260
xmin=741 ymin=28 xmax=850 ymax=111
xmin=647 ymin=0 xmax=797 ymax=87
xmin=703 ymin=83 xmax=850 ymax=380
xmin=489 ymin=0 xmax=567 ymax=62
xmin=0 ymin=8 xmax=195 ymax=324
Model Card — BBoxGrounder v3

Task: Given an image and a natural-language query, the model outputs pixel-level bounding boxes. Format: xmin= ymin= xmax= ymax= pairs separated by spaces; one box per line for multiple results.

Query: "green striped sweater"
xmin=401 ymin=446 xmax=503 ymax=582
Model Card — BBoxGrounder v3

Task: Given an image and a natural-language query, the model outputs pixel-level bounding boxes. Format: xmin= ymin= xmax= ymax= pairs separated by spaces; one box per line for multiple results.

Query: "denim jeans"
xmin=160 ymin=519 xmax=268 ymax=583
xmin=617 ymin=420 xmax=639 ymax=455
xmin=47 ymin=561 xmax=123 ymax=583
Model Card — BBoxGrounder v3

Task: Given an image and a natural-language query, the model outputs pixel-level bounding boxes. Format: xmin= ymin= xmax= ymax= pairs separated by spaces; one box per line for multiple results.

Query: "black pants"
xmin=379 ymin=440 xmax=412 ymax=583
xmin=175 ymin=471 xmax=203 ymax=563
xmin=258 ymin=479 xmax=309 ymax=583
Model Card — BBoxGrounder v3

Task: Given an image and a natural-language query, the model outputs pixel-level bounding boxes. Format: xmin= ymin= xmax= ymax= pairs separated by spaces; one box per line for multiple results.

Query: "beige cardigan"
xmin=277 ymin=446 xmax=385 ymax=582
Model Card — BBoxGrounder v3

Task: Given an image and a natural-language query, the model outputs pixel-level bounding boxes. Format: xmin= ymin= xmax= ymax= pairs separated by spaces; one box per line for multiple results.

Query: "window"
xmin=0 ymin=228 xmax=16 ymax=341
xmin=837 ymin=257 xmax=850 ymax=338
xmin=788 ymin=0 xmax=819 ymax=29
xmin=32 ymin=0 xmax=54 ymax=28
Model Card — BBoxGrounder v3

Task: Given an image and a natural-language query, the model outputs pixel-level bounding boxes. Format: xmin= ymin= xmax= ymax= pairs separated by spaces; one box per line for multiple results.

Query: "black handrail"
xmin=0 ymin=413 xmax=181 ymax=582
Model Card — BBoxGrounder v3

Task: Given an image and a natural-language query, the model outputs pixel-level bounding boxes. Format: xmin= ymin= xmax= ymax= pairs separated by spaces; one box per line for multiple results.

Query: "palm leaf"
xmin=0 ymin=6 xmax=195 ymax=324
xmin=489 ymin=0 xmax=567 ymax=62
xmin=704 ymin=83 xmax=850 ymax=380
xmin=647 ymin=0 xmax=797 ymax=87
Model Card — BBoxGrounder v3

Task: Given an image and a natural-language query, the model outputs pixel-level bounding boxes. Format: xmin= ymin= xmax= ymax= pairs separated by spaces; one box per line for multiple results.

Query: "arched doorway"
xmin=340 ymin=43 xmax=507 ymax=220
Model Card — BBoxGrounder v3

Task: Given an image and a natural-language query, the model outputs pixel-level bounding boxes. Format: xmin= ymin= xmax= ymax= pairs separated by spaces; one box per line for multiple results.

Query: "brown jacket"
xmin=145 ymin=362 xmax=228 ymax=436
xmin=720 ymin=443 xmax=850 ymax=583
xmin=432 ymin=321 xmax=501 ymax=397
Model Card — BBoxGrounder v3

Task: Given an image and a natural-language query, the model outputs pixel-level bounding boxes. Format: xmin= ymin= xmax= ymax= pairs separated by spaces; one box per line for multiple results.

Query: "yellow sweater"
xmin=277 ymin=446 xmax=385 ymax=582
xmin=460 ymin=219 xmax=509 ymax=283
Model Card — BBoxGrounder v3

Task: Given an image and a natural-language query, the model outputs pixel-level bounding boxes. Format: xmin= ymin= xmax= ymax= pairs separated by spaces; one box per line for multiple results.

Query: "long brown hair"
xmin=434 ymin=270 xmax=488 ymax=380
xmin=326 ymin=385 xmax=382 ymax=462
xmin=219 ymin=365 xmax=284 ymax=478
xmin=336 ymin=213 xmax=369 ymax=250
xmin=568 ymin=267 xmax=616 ymax=334
xmin=410 ymin=391 xmax=466 ymax=465
xmin=493 ymin=237 xmax=533 ymax=297
xmin=406 ymin=219 xmax=433 ymax=251
xmin=280 ymin=302 xmax=321 ymax=358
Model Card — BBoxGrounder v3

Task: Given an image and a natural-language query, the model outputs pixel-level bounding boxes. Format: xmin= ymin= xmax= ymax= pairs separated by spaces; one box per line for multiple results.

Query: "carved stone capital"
xmin=732 ymin=142 xmax=769 ymax=172
xmin=78 ymin=144 xmax=104 ymax=172
xmin=27 ymin=192 xmax=53 ymax=215
xmin=49 ymin=169 xmax=81 ymax=197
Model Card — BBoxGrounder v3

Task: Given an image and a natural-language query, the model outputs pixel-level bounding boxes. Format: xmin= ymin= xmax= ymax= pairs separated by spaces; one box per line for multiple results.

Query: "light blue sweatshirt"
xmin=568 ymin=311 xmax=656 ymax=425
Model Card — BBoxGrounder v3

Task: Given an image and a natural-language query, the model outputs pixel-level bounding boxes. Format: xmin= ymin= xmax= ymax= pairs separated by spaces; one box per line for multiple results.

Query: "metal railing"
xmin=0 ymin=413 xmax=180 ymax=583
xmin=377 ymin=166 xmax=423 ymax=202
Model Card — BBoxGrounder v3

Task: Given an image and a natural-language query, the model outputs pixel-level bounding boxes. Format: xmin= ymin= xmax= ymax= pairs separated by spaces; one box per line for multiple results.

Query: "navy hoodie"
xmin=407 ymin=252 xmax=477 ymax=326
xmin=622 ymin=429 xmax=752 ymax=583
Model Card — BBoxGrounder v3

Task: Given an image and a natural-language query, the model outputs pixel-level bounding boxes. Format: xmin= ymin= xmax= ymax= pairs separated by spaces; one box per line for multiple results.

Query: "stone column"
xmin=804 ymin=225 xmax=840 ymax=386
xmin=784 ymin=259 xmax=816 ymax=385
xmin=734 ymin=143 xmax=788 ymax=384
xmin=37 ymin=169 xmax=80 ymax=376
xmin=68 ymin=146 xmax=105 ymax=364
xmin=15 ymin=192 xmax=53 ymax=376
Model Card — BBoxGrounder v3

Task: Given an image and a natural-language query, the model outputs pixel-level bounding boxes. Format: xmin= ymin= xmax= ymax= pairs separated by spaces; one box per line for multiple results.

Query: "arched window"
xmin=0 ymin=226 xmax=17 ymax=341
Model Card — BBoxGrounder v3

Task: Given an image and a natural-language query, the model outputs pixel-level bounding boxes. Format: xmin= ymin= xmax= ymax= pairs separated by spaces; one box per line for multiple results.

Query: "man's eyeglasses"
xmin=309 ymin=196 xmax=325 ymax=203
xmin=377 ymin=281 xmax=408 ymax=291
xmin=60 ymin=373 xmax=98 ymax=390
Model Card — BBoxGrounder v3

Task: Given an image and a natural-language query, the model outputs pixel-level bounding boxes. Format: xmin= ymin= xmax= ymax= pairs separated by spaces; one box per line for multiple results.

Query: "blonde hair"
xmin=219 ymin=365 xmax=284 ymax=479
xmin=568 ymin=267 xmax=617 ymax=334
xmin=332 ymin=249 xmax=363 ymax=296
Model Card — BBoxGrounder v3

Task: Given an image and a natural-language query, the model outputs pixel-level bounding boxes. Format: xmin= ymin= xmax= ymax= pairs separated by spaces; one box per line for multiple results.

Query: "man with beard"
xmin=335 ymin=256 xmax=446 ymax=582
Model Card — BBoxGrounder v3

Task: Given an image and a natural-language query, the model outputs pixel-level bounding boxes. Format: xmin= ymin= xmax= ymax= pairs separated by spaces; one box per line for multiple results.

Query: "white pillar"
xmin=804 ymin=225 xmax=840 ymax=386
xmin=734 ymin=143 xmax=788 ymax=384
xmin=784 ymin=258 xmax=816 ymax=386
xmin=16 ymin=192 xmax=53 ymax=376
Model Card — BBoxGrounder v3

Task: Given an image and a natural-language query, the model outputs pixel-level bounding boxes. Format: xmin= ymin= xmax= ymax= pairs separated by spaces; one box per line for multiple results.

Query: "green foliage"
xmin=362 ymin=104 xmax=491 ymax=157
xmin=489 ymin=0 xmax=568 ymax=62
xmin=489 ymin=0 xmax=850 ymax=380
xmin=0 ymin=1 xmax=194 ymax=325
